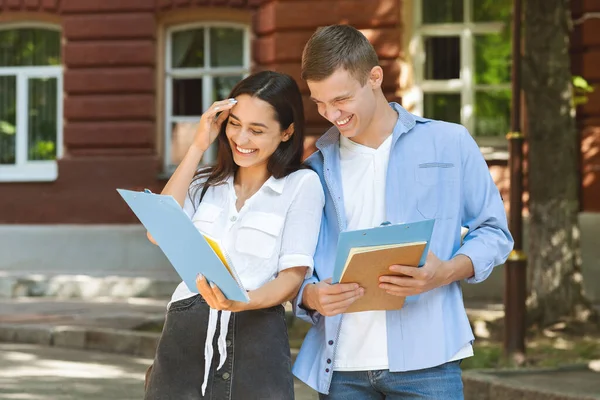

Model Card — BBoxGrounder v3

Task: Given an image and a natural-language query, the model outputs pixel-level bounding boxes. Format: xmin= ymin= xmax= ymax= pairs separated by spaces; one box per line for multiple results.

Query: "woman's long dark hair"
xmin=190 ymin=70 xmax=305 ymax=202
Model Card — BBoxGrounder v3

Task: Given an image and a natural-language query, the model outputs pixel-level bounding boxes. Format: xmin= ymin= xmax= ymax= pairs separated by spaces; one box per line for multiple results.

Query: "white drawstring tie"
xmin=201 ymin=308 xmax=232 ymax=395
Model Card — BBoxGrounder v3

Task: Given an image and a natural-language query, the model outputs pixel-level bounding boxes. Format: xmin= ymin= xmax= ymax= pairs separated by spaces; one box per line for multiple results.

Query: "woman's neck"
xmin=234 ymin=165 xmax=270 ymax=201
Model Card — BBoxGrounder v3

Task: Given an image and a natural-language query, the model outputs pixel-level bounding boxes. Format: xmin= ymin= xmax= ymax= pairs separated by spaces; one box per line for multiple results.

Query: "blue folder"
xmin=332 ymin=219 xmax=436 ymax=301
xmin=117 ymin=189 xmax=249 ymax=302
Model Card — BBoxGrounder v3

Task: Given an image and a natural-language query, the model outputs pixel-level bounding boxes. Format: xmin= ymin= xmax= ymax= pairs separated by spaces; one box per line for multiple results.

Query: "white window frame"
xmin=411 ymin=0 xmax=511 ymax=148
xmin=0 ymin=23 xmax=63 ymax=182
xmin=164 ymin=22 xmax=250 ymax=172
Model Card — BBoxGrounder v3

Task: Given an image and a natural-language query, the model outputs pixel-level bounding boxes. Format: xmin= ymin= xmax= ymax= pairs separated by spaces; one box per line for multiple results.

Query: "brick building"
xmin=0 ymin=0 xmax=598 ymax=224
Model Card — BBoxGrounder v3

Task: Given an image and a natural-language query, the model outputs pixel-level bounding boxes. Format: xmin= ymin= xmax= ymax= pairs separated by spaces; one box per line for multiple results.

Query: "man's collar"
xmin=315 ymin=102 xmax=420 ymax=151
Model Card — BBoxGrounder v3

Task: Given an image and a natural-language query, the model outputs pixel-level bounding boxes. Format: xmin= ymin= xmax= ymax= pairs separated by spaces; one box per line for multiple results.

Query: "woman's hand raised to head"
xmin=195 ymin=273 xmax=249 ymax=312
xmin=194 ymin=98 xmax=237 ymax=152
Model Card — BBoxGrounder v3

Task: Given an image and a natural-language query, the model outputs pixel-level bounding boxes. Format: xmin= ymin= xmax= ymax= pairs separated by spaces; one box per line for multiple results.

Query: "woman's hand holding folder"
xmin=196 ymin=267 xmax=310 ymax=312
xmin=196 ymin=274 xmax=250 ymax=312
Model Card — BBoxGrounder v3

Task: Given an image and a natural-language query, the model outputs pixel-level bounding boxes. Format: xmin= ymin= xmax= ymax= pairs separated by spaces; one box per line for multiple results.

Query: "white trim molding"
xmin=0 ymin=23 xmax=63 ymax=182
xmin=410 ymin=0 xmax=510 ymax=146
xmin=163 ymin=22 xmax=250 ymax=173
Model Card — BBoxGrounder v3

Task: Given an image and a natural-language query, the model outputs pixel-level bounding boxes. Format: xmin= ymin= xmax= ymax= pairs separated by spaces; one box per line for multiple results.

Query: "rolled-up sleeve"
xmin=278 ymin=172 xmax=325 ymax=277
xmin=455 ymin=128 xmax=514 ymax=283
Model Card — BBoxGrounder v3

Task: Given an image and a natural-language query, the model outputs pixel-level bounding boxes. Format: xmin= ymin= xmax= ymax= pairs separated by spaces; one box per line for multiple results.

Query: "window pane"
xmin=210 ymin=27 xmax=244 ymax=67
xmin=169 ymin=121 xmax=216 ymax=168
xmin=0 ymin=76 xmax=16 ymax=164
xmin=171 ymin=28 xmax=205 ymax=68
xmin=173 ymin=78 xmax=203 ymax=116
xmin=0 ymin=28 xmax=60 ymax=67
xmin=213 ymin=75 xmax=243 ymax=101
xmin=170 ymin=121 xmax=197 ymax=166
xmin=28 ymin=78 xmax=58 ymax=161
xmin=474 ymin=90 xmax=511 ymax=137
xmin=422 ymin=0 xmax=463 ymax=23
xmin=474 ymin=33 xmax=511 ymax=85
xmin=473 ymin=0 xmax=512 ymax=22
xmin=423 ymin=93 xmax=461 ymax=124
xmin=424 ymin=37 xmax=460 ymax=80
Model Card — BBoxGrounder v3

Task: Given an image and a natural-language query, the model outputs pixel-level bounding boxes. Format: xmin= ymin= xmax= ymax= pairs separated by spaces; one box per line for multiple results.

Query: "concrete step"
xmin=0 ymin=272 xmax=179 ymax=299
xmin=2 ymin=216 xmax=600 ymax=302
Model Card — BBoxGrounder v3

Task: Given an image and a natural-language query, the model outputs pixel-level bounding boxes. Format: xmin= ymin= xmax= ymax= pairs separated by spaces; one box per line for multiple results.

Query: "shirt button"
xmin=230 ymin=215 xmax=237 ymax=222
xmin=327 ymin=359 xmax=331 ymax=364
xmin=325 ymin=368 xmax=330 ymax=373
xmin=328 ymin=340 xmax=334 ymax=345
xmin=226 ymin=340 xmax=232 ymax=347
xmin=222 ymin=372 xmax=230 ymax=380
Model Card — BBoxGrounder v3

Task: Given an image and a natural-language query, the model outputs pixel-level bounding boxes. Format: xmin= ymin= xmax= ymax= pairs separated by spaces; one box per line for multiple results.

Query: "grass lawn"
xmin=462 ymin=334 xmax=600 ymax=370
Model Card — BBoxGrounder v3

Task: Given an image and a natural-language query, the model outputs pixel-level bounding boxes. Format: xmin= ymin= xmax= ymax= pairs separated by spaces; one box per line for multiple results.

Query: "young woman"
xmin=144 ymin=71 xmax=324 ymax=400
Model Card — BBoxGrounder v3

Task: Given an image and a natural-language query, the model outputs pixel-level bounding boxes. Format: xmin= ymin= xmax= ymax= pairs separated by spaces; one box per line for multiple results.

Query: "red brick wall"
xmin=0 ymin=0 xmax=259 ymax=223
xmin=572 ymin=0 xmax=600 ymax=212
xmin=0 ymin=0 xmax=406 ymax=223
xmin=253 ymin=0 xmax=402 ymax=137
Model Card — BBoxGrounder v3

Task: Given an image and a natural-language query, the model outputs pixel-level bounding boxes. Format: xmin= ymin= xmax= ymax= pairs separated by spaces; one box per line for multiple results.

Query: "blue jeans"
xmin=320 ymin=361 xmax=464 ymax=400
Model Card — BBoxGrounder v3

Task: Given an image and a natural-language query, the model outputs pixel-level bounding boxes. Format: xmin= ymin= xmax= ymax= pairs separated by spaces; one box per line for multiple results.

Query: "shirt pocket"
xmin=414 ymin=162 xmax=457 ymax=220
xmin=191 ymin=203 xmax=223 ymax=234
xmin=235 ymin=212 xmax=285 ymax=259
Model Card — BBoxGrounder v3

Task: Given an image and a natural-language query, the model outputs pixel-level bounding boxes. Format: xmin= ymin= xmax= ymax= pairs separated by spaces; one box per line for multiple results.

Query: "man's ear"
xmin=369 ymin=66 xmax=384 ymax=89
xmin=282 ymin=123 xmax=294 ymax=142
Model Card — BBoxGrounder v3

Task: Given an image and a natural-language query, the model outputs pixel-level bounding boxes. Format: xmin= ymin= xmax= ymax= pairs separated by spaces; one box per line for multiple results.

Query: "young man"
xmin=293 ymin=25 xmax=514 ymax=399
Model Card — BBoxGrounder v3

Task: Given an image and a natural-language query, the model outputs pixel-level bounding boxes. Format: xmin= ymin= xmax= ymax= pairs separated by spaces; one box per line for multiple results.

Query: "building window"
xmin=412 ymin=0 xmax=512 ymax=145
xmin=164 ymin=23 xmax=250 ymax=172
xmin=0 ymin=25 xmax=62 ymax=182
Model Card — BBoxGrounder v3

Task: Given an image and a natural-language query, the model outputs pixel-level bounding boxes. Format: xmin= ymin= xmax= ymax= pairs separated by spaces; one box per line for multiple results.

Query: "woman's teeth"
xmin=236 ymin=146 xmax=256 ymax=154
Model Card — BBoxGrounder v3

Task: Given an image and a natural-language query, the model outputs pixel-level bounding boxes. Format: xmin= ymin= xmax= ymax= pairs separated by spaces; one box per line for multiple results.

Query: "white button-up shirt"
xmin=168 ymin=169 xmax=324 ymax=395
xmin=170 ymin=168 xmax=325 ymax=304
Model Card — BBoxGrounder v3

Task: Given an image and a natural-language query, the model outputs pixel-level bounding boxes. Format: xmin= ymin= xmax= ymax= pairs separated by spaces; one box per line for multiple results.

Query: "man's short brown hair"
xmin=301 ymin=25 xmax=379 ymax=86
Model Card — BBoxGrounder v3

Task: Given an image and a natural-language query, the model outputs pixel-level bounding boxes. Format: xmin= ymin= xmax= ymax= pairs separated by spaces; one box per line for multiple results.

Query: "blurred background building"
xmin=0 ymin=0 xmax=598 ymax=301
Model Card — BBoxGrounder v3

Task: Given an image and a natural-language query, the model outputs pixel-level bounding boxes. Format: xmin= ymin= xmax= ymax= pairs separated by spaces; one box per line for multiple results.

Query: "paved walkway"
xmin=1 ymin=298 xmax=599 ymax=400
xmin=0 ymin=297 xmax=168 ymax=329
xmin=0 ymin=343 xmax=318 ymax=400
xmin=0 ymin=343 xmax=149 ymax=400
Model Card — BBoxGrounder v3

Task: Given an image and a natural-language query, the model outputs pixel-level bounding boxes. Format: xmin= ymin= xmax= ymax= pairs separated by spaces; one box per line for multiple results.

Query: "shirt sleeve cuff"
xmin=279 ymin=254 xmax=314 ymax=278
xmin=455 ymin=243 xmax=496 ymax=284
xmin=292 ymin=276 xmax=321 ymax=325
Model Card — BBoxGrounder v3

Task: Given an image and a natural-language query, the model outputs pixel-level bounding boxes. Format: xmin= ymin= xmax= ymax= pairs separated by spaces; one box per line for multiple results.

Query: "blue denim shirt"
xmin=292 ymin=103 xmax=514 ymax=394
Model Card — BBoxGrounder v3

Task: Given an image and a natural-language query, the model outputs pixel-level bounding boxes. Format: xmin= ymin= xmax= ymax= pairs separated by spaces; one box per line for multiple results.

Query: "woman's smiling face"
xmin=225 ymin=94 xmax=292 ymax=170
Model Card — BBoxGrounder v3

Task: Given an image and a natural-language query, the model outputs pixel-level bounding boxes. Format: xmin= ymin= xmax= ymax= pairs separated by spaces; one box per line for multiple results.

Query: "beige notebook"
xmin=340 ymin=241 xmax=427 ymax=313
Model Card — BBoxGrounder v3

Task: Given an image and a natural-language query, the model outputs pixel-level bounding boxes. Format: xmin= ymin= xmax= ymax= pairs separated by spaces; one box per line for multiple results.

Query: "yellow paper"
xmin=202 ymin=233 xmax=233 ymax=275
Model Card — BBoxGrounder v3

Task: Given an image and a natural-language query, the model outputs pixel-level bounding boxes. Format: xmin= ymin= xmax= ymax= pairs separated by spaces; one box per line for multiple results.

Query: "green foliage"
xmin=473 ymin=0 xmax=512 ymax=22
xmin=0 ymin=28 xmax=60 ymax=67
xmin=29 ymin=140 xmax=55 ymax=161
xmin=573 ymin=75 xmax=594 ymax=107
xmin=0 ymin=121 xmax=15 ymax=135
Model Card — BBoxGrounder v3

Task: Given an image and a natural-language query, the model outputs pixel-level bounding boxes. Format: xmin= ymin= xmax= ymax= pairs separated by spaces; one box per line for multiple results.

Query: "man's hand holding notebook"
xmin=331 ymin=220 xmax=435 ymax=313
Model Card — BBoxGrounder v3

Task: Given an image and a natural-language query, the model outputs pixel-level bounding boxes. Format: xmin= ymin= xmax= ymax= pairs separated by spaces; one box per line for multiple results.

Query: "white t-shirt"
xmin=334 ymin=134 xmax=393 ymax=371
xmin=169 ymin=169 xmax=325 ymax=306
xmin=334 ymin=134 xmax=473 ymax=371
